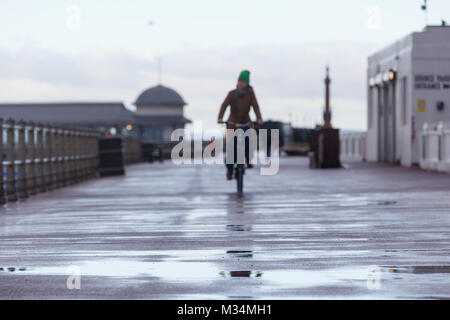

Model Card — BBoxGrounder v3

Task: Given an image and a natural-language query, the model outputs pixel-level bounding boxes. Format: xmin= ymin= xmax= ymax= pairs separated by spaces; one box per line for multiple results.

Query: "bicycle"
xmin=222 ymin=121 xmax=259 ymax=194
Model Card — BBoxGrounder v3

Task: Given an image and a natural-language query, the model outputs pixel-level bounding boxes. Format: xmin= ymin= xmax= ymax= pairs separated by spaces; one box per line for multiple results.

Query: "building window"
xmin=401 ymin=76 xmax=407 ymax=125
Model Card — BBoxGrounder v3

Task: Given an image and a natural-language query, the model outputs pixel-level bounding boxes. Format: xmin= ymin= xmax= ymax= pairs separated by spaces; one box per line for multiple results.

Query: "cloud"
xmin=0 ymin=42 xmax=375 ymax=130
xmin=0 ymin=46 xmax=153 ymax=89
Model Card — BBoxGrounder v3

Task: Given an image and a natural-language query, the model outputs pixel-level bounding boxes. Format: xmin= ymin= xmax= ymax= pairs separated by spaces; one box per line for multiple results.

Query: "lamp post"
xmin=322 ymin=66 xmax=332 ymax=129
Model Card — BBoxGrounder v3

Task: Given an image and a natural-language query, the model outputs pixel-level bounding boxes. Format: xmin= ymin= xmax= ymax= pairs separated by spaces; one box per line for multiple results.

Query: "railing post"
xmin=61 ymin=128 xmax=68 ymax=186
xmin=94 ymin=131 xmax=100 ymax=176
xmin=26 ymin=122 xmax=36 ymax=195
xmin=88 ymin=130 xmax=93 ymax=177
xmin=53 ymin=127 xmax=60 ymax=188
xmin=78 ymin=130 xmax=84 ymax=180
xmin=35 ymin=123 xmax=44 ymax=193
xmin=44 ymin=126 xmax=53 ymax=191
xmin=17 ymin=120 xmax=28 ymax=199
xmin=0 ymin=119 xmax=5 ymax=205
xmin=67 ymin=129 xmax=74 ymax=184
xmin=88 ymin=130 xmax=96 ymax=178
xmin=6 ymin=119 xmax=17 ymax=202
xmin=73 ymin=130 xmax=80 ymax=182
xmin=82 ymin=130 xmax=88 ymax=180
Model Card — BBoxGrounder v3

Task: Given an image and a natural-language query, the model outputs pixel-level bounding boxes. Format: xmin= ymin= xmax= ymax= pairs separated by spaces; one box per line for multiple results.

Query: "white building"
xmin=366 ymin=26 xmax=450 ymax=166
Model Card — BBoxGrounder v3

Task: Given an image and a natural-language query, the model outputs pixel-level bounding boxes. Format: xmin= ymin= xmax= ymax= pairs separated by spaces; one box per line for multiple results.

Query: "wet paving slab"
xmin=1 ymin=158 xmax=450 ymax=299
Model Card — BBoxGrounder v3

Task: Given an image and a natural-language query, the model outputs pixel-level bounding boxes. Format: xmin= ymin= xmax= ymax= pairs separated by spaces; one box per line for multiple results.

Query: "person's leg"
xmin=243 ymin=126 xmax=253 ymax=169
xmin=225 ymin=127 xmax=236 ymax=180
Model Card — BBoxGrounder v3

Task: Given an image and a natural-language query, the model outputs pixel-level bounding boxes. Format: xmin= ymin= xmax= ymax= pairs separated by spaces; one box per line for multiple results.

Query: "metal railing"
xmin=420 ymin=122 xmax=450 ymax=172
xmin=1 ymin=118 xmax=100 ymax=204
xmin=340 ymin=131 xmax=367 ymax=162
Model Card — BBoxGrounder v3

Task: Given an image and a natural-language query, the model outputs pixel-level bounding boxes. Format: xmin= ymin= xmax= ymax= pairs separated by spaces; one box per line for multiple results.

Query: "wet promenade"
xmin=1 ymin=157 xmax=450 ymax=299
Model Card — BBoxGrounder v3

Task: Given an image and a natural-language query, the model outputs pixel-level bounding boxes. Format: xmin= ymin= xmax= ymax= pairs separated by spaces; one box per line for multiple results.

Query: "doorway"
xmin=377 ymin=82 xmax=396 ymax=163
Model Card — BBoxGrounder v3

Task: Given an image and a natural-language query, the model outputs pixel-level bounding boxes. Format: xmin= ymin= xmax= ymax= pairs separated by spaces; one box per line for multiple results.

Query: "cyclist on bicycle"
xmin=217 ymin=70 xmax=264 ymax=180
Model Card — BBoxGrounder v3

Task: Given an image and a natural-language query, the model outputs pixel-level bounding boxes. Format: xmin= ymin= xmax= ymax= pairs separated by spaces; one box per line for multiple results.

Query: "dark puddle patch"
xmin=0 ymin=267 xmax=27 ymax=272
xmin=226 ymin=225 xmax=252 ymax=232
xmin=385 ymin=266 xmax=450 ymax=274
xmin=376 ymin=200 xmax=397 ymax=206
xmin=220 ymin=271 xmax=262 ymax=278
xmin=226 ymin=250 xmax=253 ymax=258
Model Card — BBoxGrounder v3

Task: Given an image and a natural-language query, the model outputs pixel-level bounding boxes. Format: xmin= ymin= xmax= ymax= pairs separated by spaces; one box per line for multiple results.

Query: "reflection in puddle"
xmin=0 ymin=267 xmax=27 ymax=272
xmin=220 ymin=271 xmax=262 ymax=278
xmin=226 ymin=225 xmax=252 ymax=232
xmin=226 ymin=250 xmax=253 ymax=258
xmin=376 ymin=200 xmax=397 ymax=206
xmin=262 ymin=268 xmax=357 ymax=287
xmin=386 ymin=266 xmax=450 ymax=274
xmin=15 ymin=259 xmax=219 ymax=281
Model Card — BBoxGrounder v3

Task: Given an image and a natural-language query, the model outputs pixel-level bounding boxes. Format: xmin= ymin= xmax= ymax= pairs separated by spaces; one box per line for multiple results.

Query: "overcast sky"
xmin=1 ymin=0 xmax=450 ymax=131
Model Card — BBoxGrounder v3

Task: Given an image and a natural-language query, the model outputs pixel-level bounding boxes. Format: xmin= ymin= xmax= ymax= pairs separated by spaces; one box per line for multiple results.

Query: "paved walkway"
xmin=1 ymin=157 xmax=450 ymax=299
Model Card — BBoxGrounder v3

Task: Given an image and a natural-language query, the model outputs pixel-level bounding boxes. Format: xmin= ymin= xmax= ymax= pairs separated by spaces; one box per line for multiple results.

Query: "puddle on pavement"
xmin=376 ymin=200 xmax=397 ymax=206
xmin=220 ymin=271 xmax=262 ymax=278
xmin=15 ymin=259 xmax=220 ymax=280
xmin=226 ymin=250 xmax=253 ymax=258
xmin=0 ymin=267 xmax=27 ymax=272
xmin=261 ymin=267 xmax=366 ymax=288
xmin=226 ymin=224 xmax=252 ymax=232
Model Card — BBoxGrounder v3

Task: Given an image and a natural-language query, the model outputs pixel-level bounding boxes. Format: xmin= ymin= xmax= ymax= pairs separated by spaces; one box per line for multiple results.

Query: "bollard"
xmin=5 ymin=119 xmax=17 ymax=202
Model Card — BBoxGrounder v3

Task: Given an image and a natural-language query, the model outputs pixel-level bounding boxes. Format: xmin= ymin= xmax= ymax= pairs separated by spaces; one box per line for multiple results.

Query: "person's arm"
xmin=250 ymin=88 xmax=263 ymax=123
xmin=218 ymin=92 xmax=231 ymax=123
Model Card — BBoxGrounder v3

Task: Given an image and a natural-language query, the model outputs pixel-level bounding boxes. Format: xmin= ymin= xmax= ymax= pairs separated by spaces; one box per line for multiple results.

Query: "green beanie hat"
xmin=238 ymin=70 xmax=250 ymax=84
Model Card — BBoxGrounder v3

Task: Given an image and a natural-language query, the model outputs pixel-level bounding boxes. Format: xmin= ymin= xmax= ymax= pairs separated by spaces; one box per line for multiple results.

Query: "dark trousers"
xmin=225 ymin=126 xmax=250 ymax=170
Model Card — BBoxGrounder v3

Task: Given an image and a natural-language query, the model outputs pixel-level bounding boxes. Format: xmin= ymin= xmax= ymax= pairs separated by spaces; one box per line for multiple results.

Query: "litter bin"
xmin=142 ymin=143 xmax=154 ymax=163
xmin=98 ymin=137 xmax=125 ymax=177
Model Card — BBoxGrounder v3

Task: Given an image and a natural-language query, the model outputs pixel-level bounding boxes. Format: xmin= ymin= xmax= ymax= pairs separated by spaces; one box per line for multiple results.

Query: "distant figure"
xmin=218 ymin=70 xmax=264 ymax=180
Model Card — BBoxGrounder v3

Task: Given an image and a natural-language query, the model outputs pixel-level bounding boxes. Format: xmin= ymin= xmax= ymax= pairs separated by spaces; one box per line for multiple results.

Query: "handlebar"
xmin=220 ymin=121 xmax=262 ymax=129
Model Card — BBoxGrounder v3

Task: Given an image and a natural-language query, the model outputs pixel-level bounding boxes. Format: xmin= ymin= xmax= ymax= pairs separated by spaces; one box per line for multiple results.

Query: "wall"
xmin=135 ymin=105 xmax=183 ymax=116
xmin=366 ymin=26 xmax=450 ymax=166
xmin=340 ymin=131 xmax=367 ymax=162
xmin=420 ymin=122 xmax=450 ymax=172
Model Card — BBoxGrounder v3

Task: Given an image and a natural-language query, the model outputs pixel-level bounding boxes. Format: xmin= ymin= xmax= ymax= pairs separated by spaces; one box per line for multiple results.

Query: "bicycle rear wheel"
xmin=236 ymin=164 xmax=244 ymax=194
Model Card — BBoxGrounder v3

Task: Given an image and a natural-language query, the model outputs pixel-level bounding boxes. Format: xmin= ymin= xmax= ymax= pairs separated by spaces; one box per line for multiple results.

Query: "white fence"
xmin=340 ymin=132 xmax=367 ymax=162
xmin=420 ymin=122 xmax=450 ymax=172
